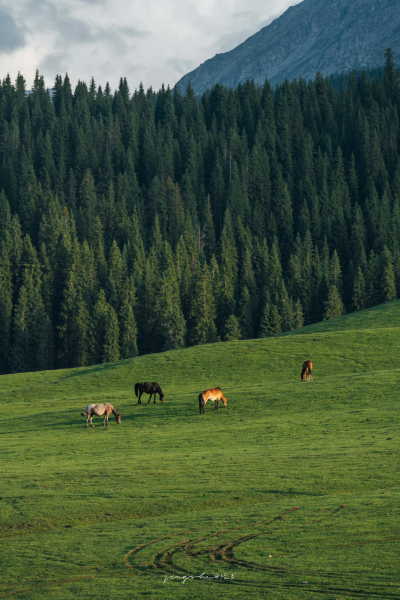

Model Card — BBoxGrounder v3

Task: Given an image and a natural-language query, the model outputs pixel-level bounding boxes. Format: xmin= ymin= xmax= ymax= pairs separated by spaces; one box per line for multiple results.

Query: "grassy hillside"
xmin=282 ymin=299 xmax=400 ymax=335
xmin=1 ymin=303 xmax=400 ymax=599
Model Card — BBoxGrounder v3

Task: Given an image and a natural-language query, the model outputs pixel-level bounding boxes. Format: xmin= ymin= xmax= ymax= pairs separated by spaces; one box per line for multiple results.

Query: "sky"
xmin=0 ymin=0 xmax=303 ymax=93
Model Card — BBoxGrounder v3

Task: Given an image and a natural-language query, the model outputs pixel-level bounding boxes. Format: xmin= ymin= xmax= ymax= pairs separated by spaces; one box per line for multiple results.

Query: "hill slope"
xmin=176 ymin=0 xmax=400 ymax=94
xmin=1 ymin=303 xmax=400 ymax=599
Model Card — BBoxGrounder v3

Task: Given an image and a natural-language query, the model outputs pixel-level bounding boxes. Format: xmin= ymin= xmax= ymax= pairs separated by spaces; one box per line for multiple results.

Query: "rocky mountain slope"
xmin=176 ymin=0 xmax=400 ymax=94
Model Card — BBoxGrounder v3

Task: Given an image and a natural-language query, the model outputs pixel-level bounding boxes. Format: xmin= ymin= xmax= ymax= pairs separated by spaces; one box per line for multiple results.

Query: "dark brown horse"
xmin=81 ymin=403 xmax=121 ymax=428
xmin=135 ymin=382 xmax=165 ymax=404
xmin=199 ymin=387 xmax=227 ymax=414
xmin=301 ymin=360 xmax=313 ymax=382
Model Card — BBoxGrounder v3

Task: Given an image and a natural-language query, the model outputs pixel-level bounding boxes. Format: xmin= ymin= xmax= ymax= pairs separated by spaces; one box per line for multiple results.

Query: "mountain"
xmin=176 ymin=0 xmax=400 ymax=94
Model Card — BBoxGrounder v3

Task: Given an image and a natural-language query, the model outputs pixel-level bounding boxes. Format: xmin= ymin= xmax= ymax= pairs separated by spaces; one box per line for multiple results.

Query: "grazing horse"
xmin=301 ymin=360 xmax=313 ymax=382
xmin=135 ymin=382 xmax=165 ymax=404
xmin=81 ymin=403 xmax=121 ymax=428
xmin=199 ymin=387 xmax=227 ymax=414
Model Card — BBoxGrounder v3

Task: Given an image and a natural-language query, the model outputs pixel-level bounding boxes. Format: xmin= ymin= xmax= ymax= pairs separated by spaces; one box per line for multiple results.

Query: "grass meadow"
xmin=1 ymin=301 xmax=400 ymax=599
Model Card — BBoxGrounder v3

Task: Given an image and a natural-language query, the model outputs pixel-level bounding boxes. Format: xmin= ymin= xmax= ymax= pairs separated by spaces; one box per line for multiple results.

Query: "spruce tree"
xmin=259 ymin=298 xmax=282 ymax=338
xmin=382 ymin=255 xmax=397 ymax=303
xmin=324 ymin=286 xmax=345 ymax=320
xmin=119 ymin=304 xmax=138 ymax=359
xmin=154 ymin=243 xmax=186 ymax=351
xmin=352 ymin=266 xmax=366 ymax=312
xmin=119 ymin=276 xmax=138 ymax=359
xmin=103 ymin=307 xmax=121 ymax=362
xmin=90 ymin=288 xmax=110 ymax=365
xmin=58 ymin=268 xmax=90 ymax=367
xmin=190 ymin=262 xmax=218 ymax=345
xmin=238 ymin=285 xmax=254 ymax=339
xmin=280 ymin=283 xmax=294 ymax=332
xmin=293 ymin=299 xmax=305 ymax=329
xmin=224 ymin=315 xmax=242 ymax=341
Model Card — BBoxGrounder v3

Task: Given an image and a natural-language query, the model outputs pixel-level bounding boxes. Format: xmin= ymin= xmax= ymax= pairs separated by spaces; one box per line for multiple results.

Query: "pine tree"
xmin=224 ymin=315 xmax=242 ymax=341
xmin=103 ymin=307 xmax=120 ymax=362
xmin=58 ymin=267 xmax=90 ymax=367
xmin=219 ymin=211 xmax=238 ymax=324
xmin=352 ymin=266 xmax=366 ymax=312
xmin=0 ymin=244 xmax=13 ymax=373
xmin=324 ymin=286 xmax=345 ymax=320
xmin=154 ymin=243 xmax=186 ymax=351
xmin=270 ymin=305 xmax=282 ymax=335
xmin=329 ymin=249 xmax=343 ymax=292
xmin=381 ymin=249 xmax=397 ymax=303
xmin=280 ymin=283 xmax=294 ymax=332
xmin=9 ymin=283 xmax=32 ymax=373
xmin=90 ymin=288 xmax=110 ymax=365
xmin=238 ymin=285 xmax=254 ymax=339
xmin=119 ymin=276 xmax=138 ymax=359
xmin=119 ymin=303 xmax=138 ymax=359
xmin=190 ymin=262 xmax=218 ymax=345
xmin=293 ymin=299 xmax=305 ymax=329
xmin=259 ymin=299 xmax=282 ymax=338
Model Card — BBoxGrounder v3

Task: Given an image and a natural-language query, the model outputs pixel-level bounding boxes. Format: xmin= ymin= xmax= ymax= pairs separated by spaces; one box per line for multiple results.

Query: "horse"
xmin=81 ymin=403 xmax=121 ymax=428
xmin=301 ymin=360 xmax=313 ymax=382
xmin=135 ymin=382 xmax=165 ymax=404
xmin=199 ymin=387 xmax=227 ymax=414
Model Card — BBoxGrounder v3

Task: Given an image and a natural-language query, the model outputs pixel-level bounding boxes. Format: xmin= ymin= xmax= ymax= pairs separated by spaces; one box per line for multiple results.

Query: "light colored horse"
xmin=199 ymin=387 xmax=227 ymax=414
xmin=81 ymin=403 xmax=122 ymax=428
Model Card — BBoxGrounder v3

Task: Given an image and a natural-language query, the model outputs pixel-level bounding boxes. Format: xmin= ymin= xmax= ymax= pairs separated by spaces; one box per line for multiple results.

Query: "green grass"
xmin=1 ymin=302 xmax=400 ymax=599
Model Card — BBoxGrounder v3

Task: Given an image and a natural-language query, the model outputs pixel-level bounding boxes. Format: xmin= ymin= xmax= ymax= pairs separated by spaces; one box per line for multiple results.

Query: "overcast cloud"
xmin=0 ymin=0 xmax=302 ymax=92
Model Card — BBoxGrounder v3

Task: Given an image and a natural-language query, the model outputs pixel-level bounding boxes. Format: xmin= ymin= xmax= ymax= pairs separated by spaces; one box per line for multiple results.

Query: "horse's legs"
xmin=90 ymin=415 xmax=95 ymax=428
xmin=86 ymin=414 xmax=89 ymax=428
xmin=215 ymin=399 xmax=219 ymax=410
xmin=148 ymin=393 xmax=152 ymax=404
xmin=153 ymin=394 xmax=157 ymax=403
xmin=138 ymin=392 xmax=142 ymax=405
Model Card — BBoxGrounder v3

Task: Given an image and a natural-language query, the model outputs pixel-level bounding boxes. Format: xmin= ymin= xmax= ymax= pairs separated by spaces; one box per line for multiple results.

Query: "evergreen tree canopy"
xmin=0 ymin=55 xmax=399 ymax=373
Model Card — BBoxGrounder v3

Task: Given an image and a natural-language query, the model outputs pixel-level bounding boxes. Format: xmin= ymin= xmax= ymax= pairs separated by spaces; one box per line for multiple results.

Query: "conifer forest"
xmin=0 ymin=51 xmax=399 ymax=374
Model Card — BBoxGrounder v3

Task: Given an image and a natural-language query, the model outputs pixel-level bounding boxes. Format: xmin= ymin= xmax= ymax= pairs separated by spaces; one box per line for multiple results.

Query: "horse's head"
xmin=301 ymin=371 xmax=306 ymax=381
xmin=160 ymin=394 xmax=165 ymax=403
xmin=221 ymin=394 xmax=227 ymax=407
xmin=115 ymin=413 xmax=122 ymax=424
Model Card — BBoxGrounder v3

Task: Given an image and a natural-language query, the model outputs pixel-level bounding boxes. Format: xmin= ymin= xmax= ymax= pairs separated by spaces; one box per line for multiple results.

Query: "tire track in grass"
xmin=125 ymin=507 xmax=399 ymax=597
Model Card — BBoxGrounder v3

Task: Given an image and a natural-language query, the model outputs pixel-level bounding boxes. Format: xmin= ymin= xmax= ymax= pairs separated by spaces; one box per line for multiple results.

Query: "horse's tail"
xmin=199 ymin=392 xmax=204 ymax=414
xmin=135 ymin=383 xmax=140 ymax=397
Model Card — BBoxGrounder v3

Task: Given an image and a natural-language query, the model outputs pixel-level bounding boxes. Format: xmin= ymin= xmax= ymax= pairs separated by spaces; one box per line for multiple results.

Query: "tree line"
xmin=0 ymin=50 xmax=399 ymax=374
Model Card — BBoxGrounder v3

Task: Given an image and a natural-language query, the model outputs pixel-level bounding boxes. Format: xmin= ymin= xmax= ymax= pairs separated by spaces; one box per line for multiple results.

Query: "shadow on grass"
xmin=60 ymin=360 xmax=133 ymax=380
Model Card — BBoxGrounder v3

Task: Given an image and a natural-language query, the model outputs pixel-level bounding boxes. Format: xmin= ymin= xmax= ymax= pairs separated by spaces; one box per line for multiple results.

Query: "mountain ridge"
xmin=176 ymin=0 xmax=400 ymax=94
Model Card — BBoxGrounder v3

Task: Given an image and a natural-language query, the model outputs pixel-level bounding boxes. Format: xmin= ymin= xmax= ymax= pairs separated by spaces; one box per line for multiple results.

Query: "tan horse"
xmin=81 ymin=403 xmax=122 ymax=428
xmin=301 ymin=360 xmax=313 ymax=382
xmin=199 ymin=387 xmax=227 ymax=414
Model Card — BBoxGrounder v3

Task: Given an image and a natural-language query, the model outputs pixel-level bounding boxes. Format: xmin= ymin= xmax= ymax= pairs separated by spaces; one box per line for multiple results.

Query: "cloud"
xmin=0 ymin=0 xmax=302 ymax=91
xmin=119 ymin=26 xmax=151 ymax=39
xmin=167 ymin=57 xmax=198 ymax=76
xmin=0 ymin=7 xmax=26 ymax=54
xmin=39 ymin=52 xmax=71 ymax=76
